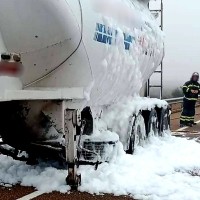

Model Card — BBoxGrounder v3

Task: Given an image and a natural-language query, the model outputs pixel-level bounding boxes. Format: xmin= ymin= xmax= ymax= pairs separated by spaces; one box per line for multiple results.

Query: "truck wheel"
xmin=147 ymin=109 xmax=159 ymax=137
xmin=128 ymin=113 xmax=146 ymax=154
xmin=159 ymin=108 xmax=170 ymax=136
xmin=81 ymin=107 xmax=93 ymax=135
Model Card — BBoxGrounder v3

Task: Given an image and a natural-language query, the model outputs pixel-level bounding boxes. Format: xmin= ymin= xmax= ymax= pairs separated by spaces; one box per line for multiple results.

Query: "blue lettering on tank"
xmin=94 ymin=23 xmax=135 ymax=50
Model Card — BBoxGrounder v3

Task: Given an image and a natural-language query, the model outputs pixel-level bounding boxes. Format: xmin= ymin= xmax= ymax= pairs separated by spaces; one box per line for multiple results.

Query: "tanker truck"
xmin=0 ymin=0 xmax=169 ymax=188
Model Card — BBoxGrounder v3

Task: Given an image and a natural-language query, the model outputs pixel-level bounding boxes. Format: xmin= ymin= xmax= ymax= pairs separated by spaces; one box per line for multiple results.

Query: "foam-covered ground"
xmin=1 ymin=135 xmax=200 ymax=200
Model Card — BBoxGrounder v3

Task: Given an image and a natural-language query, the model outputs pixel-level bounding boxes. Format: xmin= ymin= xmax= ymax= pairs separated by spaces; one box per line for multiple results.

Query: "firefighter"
xmin=180 ymin=72 xmax=200 ymax=127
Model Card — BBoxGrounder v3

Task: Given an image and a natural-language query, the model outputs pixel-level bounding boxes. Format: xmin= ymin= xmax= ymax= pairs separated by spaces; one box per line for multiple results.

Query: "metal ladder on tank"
xmin=146 ymin=0 xmax=164 ymax=99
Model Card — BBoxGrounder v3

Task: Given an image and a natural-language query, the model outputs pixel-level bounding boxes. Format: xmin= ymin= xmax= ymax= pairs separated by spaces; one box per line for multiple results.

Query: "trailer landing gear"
xmin=64 ymin=108 xmax=81 ymax=190
xmin=66 ymin=162 xmax=81 ymax=190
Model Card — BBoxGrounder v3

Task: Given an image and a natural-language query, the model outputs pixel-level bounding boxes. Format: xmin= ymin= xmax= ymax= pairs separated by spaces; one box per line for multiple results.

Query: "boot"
xmin=180 ymin=124 xmax=187 ymax=128
xmin=187 ymin=123 xmax=193 ymax=127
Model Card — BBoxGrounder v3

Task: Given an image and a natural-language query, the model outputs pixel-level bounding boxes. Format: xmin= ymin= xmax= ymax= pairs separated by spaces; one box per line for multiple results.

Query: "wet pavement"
xmin=0 ymin=186 xmax=134 ymax=200
xmin=171 ymin=106 xmax=200 ymax=140
xmin=0 ymin=185 xmax=35 ymax=200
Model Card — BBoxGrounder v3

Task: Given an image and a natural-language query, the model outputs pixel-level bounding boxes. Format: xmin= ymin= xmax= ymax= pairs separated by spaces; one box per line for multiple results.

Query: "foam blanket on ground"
xmin=1 ymin=136 xmax=200 ymax=200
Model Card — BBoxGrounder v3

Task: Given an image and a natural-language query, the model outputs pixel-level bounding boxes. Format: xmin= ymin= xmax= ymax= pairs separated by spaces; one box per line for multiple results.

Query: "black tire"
xmin=159 ymin=108 xmax=170 ymax=136
xmin=147 ymin=109 xmax=159 ymax=137
xmin=81 ymin=107 xmax=93 ymax=135
xmin=128 ymin=113 xmax=146 ymax=154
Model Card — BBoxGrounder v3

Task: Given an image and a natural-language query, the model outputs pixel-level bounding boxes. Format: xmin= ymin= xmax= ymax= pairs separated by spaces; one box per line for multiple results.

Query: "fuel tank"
xmin=0 ymin=0 xmax=164 ymax=105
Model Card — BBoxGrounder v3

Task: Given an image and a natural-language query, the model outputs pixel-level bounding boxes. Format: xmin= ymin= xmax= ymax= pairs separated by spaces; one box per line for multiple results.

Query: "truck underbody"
xmin=0 ymin=92 xmax=170 ymax=189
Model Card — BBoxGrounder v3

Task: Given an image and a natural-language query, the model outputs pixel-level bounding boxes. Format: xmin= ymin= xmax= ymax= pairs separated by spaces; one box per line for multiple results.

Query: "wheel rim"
xmin=148 ymin=113 xmax=159 ymax=137
xmin=163 ymin=113 xmax=169 ymax=131
xmin=133 ymin=114 xmax=146 ymax=148
xmin=160 ymin=109 xmax=170 ymax=136
xmin=134 ymin=125 xmax=141 ymax=146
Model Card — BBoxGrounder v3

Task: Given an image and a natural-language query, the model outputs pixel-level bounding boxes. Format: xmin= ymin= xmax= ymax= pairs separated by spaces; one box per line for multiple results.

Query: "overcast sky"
xmin=163 ymin=0 xmax=200 ymax=89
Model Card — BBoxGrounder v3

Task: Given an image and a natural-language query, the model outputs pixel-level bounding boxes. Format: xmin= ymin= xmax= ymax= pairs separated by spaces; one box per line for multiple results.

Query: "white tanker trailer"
xmin=0 ymin=0 xmax=169 ymax=188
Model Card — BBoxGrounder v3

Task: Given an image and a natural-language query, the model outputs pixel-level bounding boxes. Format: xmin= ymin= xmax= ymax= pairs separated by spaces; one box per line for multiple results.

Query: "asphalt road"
xmin=0 ymin=186 xmax=134 ymax=200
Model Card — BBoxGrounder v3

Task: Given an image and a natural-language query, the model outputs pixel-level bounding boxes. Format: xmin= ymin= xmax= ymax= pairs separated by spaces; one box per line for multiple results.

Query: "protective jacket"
xmin=182 ymin=81 xmax=200 ymax=101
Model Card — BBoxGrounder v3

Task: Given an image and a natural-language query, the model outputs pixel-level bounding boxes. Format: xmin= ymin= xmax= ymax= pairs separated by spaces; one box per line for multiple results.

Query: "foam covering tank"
xmin=0 ymin=0 xmax=164 ymax=105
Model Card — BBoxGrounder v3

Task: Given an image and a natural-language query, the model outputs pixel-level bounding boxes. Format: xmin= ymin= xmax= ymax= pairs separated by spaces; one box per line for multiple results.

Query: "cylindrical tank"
xmin=0 ymin=0 xmax=164 ymax=106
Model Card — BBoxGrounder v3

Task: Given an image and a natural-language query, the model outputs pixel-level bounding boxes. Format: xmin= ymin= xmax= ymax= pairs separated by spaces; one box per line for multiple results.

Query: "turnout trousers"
xmin=180 ymin=98 xmax=196 ymax=125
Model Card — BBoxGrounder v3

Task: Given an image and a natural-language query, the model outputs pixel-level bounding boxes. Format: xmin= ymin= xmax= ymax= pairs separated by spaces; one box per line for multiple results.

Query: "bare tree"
xmin=171 ymin=87 xmax=183 ymax=98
